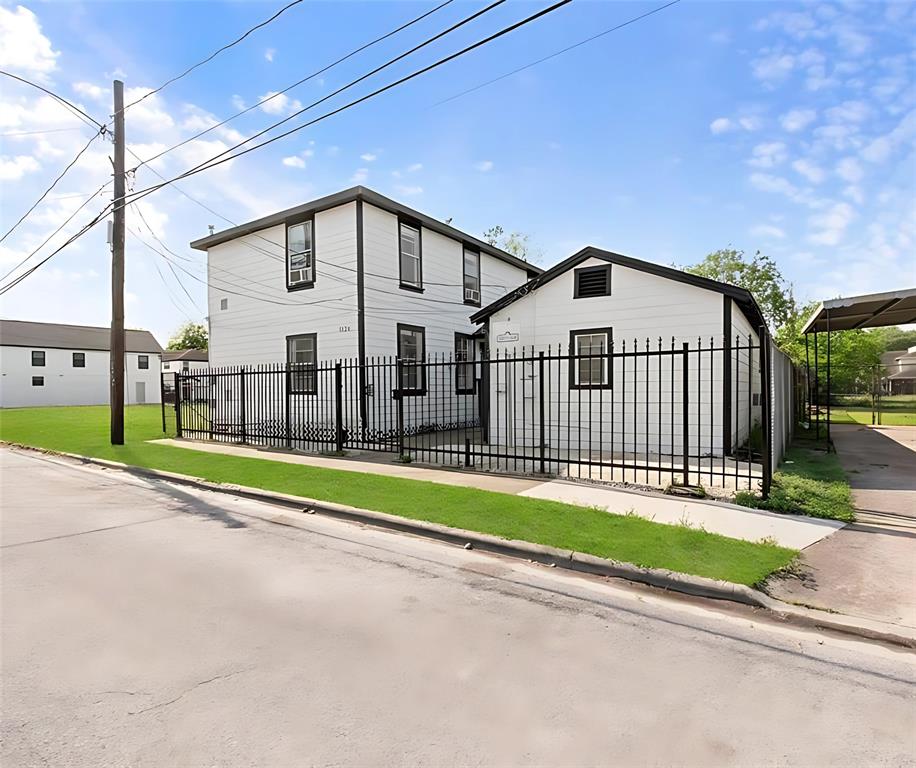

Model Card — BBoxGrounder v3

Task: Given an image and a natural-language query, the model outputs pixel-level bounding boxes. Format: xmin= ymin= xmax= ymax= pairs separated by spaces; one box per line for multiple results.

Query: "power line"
xmin=432 ymin=0 xmax=681 ymax=107
xmin=123 ymin=0 xmax=574 ymax=206
xmin=129 ymin=0 xmax=457 ymax=173
xmin=119 ymin=0 xmax=306 ymax=115
xmin=0 ymin=127 xmax=85 ymax=137
xmin=0 ymin=70 xmax=103 ymax=129
xmin=0 ymin=128 xmax=105 ymax=244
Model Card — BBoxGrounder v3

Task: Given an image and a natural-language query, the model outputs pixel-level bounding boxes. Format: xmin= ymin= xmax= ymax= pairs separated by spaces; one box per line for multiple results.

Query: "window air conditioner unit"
xmin=464 ymin=288 xmax=480 ymax=302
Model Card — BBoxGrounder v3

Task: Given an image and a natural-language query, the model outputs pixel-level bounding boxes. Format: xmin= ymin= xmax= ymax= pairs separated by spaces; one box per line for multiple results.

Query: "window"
xmin=220 ymin=298 xmax=228 ymax=310
xmin=32 ymin=376 xmax=44 ymax=387
xmin=574 ymin=265 xmax=612 ymax=298
xmin=138 ymin=355 xmax=149 ymax=370
xmin=570 ymin=328 xmax=612 ymax=389
xmin=31 ymin=350 xmax=45 ymax=366
xmin=182 ymin=361 xmax=189 ymax=371
xmin=399 ymin=220 xmax=422 ymax=290
xmin=463 ymin=248 xmax=480 ymax=305
xmin=163 ymin=362 xmax=170 ymax=370
xmin=287 ymin=219 xmax=314 ymax=289
xmin=397 ymin=324 xmax=425 ymax=394
xmin=455 ymin=333 xmax=475 ymax=394
xmin=287 ymin=333 xmax=318 ymax=394
xmin=72 ymin=352 xmax=85 ymax=368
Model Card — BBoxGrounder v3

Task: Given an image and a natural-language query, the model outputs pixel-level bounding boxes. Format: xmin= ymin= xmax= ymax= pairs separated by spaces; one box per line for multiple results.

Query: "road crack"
xmin=128 ymin=669 xmax=249 ymax=715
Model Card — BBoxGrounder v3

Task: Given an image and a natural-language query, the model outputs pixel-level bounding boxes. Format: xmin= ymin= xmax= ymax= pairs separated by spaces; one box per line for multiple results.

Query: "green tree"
xmin=867 ymin=326 xmax=916 ymax=353
xmin=167 ymin=322 xmax=208 ymax=350
xmin=483 ymin=225 xmax=542 ymax=264
xmin=685 ymin=248 xmax=797 ymax=330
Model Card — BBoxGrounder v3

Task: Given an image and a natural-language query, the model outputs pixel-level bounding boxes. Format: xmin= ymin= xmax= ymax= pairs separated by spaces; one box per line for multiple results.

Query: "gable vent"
xmin=574 ymin=265 xmax=611 ymax=298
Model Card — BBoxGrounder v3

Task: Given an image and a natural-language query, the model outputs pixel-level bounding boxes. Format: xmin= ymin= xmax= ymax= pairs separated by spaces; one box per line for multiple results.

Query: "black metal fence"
xmin=175 ymin=333 xmax=782 ymax=496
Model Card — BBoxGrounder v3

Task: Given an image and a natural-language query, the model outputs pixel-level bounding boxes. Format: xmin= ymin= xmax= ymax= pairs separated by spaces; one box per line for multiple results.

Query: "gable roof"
xmin=470 ymin=246 xmax=767 ymax=331
xmin=190 ymin=185 xmax=542 ymax=278
xmin=162 ymin=349 xmax=208 ymax=362
xmin=0 ymin=319 xmax=162 ymax=353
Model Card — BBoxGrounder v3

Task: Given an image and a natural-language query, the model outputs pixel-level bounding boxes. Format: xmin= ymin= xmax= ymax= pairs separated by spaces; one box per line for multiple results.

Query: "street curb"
xmin=5 ymin=442 xmax=915 ymax=650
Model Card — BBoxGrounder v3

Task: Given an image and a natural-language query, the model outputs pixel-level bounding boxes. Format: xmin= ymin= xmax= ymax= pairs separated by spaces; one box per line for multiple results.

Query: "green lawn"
xmin=815 ymin=394 xmax=916 ymax=427
xmin=736 ymin=444 xmax=855 ymax=523
xmin=0 ymin=404 xmax=797 ymax=587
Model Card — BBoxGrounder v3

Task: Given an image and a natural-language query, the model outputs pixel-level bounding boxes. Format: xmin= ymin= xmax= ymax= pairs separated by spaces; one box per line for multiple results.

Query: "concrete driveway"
xmin=2 ymin=447 xmax=915 ymax=767
xmin=768 ymin=424 xmax=916 ymax=627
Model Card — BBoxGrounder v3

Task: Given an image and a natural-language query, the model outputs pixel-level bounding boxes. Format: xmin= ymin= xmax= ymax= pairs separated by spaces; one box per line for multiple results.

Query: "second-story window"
xmin=463 ymin=247 xmax=480 ymax=305
xmin=287 ymin=219 xmax=314 ymax=289
xmin=399 ymin=221 xmax=422 ymax=291
xmin=72 ymin=352 xmax=85 ymax=368
xmin=138 ymin=355 xmax=149 ymax=370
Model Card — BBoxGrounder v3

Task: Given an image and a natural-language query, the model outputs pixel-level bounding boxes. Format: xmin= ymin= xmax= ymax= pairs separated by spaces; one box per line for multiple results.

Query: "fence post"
xmin=760 ymin=327 xmax=772 ymax=499
xmin=681 ymin=342 xmax=689 ymax=487
xmin=396 ymin=359 xmax=404 ymax=457
xmin=239 ymin=366 xmax=247 ymax=444
xmin=335 ymin=362 xmax=344 ymax=453
xmin=174 ymin=371 xmax=183 ymax=437
xmin=538 ymin=351 xmax=546 ymax=474
xmin=284 ymin=365 xmax=292 ymax=449
xmin=160 ymin=369 xmax=166 ymax=433
xmin=464 ymin=437 xmax=472 ymax=468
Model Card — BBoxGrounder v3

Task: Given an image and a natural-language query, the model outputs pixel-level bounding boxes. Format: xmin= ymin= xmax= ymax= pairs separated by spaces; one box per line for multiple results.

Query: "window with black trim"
xmin=397 ymin=324 xmax=425 ymax=394
xmin=574 ymin=265 xmax=611 ymax=298
xmin=72 ymin=352 xmax=85 ymax=368
xmin=455 ymin=333 xmax=475 ymax=394
xmin=570 ymin=328 xmax=612 ymax=389
xmin=463 ymin=247 xmax=480 ymax=305
xmin=182 ymin=361 xmax=190 ymax=372
xmin=287 ymin=219 xmax=314 ymax=289
xmin=32 ymin=376 xmax=44 ymax=387
xmin=138 ymin=355 xmax=149 ymax=370
xmin=31 ymin=350 xmax=45 ymax=366
xmin=287 ymin=333 xmax=318 ymax=394
xmin=220 ymin=298 xmax=228 ymax=310
xmin=399 ymin=221 xmax=422 ymax=290
xmin=164 ymin=362 xmax=171 ymax=370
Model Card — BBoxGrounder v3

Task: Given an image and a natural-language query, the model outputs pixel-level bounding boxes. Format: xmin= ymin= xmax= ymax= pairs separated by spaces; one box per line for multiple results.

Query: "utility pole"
xmin=110 ymin=79 xmax=125 ymax=445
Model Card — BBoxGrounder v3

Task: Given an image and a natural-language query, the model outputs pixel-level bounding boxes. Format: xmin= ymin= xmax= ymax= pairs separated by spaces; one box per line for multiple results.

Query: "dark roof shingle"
xmin=0 ymin=320 xmax=162 ymax=353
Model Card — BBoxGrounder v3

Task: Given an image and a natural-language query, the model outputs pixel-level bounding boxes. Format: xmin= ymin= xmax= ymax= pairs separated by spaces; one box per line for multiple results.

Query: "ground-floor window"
xmin=397 ymin=324 xmax=425 ymax=394
xmin=32 ymin=376 xmax=44 ymax=387
xmin=72 ymin=352 xmax=85 ymax=368
xmin=287 ymin=333 xmax=318 ymax=394
xmin=455 ymin=333 xmax=475 ymax=394
xmin=570 ymin=328 xmax=612 ymax=389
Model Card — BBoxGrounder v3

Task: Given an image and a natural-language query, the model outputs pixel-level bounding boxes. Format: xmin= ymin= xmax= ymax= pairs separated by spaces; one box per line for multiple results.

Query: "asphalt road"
xmin=2 ymin=446 xmax=915 ymax=767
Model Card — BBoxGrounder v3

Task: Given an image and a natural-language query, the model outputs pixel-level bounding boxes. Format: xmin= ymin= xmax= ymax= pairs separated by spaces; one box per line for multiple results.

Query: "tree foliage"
xmin=483 ymin=225 xmax=542 ymax=264
xmin=167 ymin=322 xmax=208 ymax=350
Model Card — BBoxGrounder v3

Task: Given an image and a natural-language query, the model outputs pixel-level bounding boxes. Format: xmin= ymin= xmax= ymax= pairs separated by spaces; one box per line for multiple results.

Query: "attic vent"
xmin=574 ymin=265 xmax=611 ymax=298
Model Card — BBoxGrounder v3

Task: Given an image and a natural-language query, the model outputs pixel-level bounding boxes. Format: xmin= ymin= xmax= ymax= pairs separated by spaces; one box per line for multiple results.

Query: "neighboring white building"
xmin=469 ymin=247 xmax=767 ymax=457
xmin=162 ymin=349 xmax=208 ymax=374
xmin=0 ymin=320 xmax=163 ymax=408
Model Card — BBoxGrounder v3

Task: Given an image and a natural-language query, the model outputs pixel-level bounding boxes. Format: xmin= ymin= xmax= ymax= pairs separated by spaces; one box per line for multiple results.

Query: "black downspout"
xmin=356 ymin=199 xmax=367 ymax=435
xmin=722 ymin=296 xmax=732 ymax=455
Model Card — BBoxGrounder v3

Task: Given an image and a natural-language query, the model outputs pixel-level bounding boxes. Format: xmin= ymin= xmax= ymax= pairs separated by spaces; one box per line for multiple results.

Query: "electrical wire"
xmin=129 ymin=0 xmax=457 ymax=172
xmin=432 ymin=0 xmax=681 ymax=107
xmin=119 ymin=0 xmax=307 ymax=115
xmin=0 ymin=70 xmax=104 ymax=129
xmin=122 ymin=0 xmax=572 ymax=204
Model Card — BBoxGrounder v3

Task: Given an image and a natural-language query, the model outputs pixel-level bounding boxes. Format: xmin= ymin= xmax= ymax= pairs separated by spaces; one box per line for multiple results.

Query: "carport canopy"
xmin=803 ymin=287 xmax=916 ymax=333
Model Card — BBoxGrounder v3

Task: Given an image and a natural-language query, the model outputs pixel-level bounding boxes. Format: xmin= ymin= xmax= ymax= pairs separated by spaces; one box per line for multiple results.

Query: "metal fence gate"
xmin=175 ymin=333 xmax=784 ymax=496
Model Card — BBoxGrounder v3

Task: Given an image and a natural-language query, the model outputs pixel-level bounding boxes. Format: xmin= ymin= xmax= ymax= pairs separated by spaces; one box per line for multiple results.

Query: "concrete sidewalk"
xmin=150 ymin=438 xmax=843 ymax=550
xmin=768 ymin=425 xmax=916 ymax=628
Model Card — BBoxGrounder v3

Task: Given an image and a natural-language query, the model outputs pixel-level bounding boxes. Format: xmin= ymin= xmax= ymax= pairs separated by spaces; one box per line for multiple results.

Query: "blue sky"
xmin=1 ymin=0 xmax=914 ymax=345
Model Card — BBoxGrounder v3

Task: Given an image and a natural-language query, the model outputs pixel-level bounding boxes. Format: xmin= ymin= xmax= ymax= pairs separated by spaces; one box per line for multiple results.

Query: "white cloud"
xmin=72 ymin=81 xmax=108 ymax=101
xmin=779 ymin=108 xmax=816 ymax=132
xmin=738 ymin=115 xmax=762 ymax=131
xmin=351 ymin=168 xmax=368 ymax=183
xmin=709 ymin=117 xmax=733 ymax=134
xmin=792 ymin=158 xmax=825 ymax=184
xmin=0 ymin=155 xmax=40 ymax=181
xmin=843 ymin=185 xmax=864 ymax=205
xmin=258 ymin=91 xmax=302 ymax=116
xmin=407 ymin=162 xmax=423 ymax=172
xmin=264 ymin=48 xmax=275 ymax=62
xmin=0 ymin=5 xmax=59 ymax=77
xmin=749 ymin=172 xmax=826 ymax=208
xmin=122 ymin=87 xmax=174 ymax=132
xmin=752 ymin=51 xmax=795 ymax=83
xmin=861 ymin=109 xmax=916 ymax=163
xmin=835 ymin=157 xmax=864 ymax=183
xmin=360 ymin=153 xmax=377 ymax=162
xmin=750 ymin=224 xmax=786 ymax=239
xmin=282 ymin=156 xmax=306 ymax=169
xmin=825 ymin=100 xmax=870 ymax=124
xmin=394 ymin=184 xmax=423 ymax=196
xmin=231 ymin=94 xmax=246 ymax=111
xmin=474 ymin=160 xmax=494 ymax=172
xmin=808 ymin=202 xmax=854 ymax=245
xmin=747 ymin=142 xmax=787 ymax=168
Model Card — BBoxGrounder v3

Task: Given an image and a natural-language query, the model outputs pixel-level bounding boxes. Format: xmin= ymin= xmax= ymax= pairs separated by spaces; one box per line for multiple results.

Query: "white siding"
xmin=730 ymin=300 xmax=762 ymax=450
xmin=207 ymin=202 xmax=359 ymax=367
xmin=0 ymin=347 xmax=161 ymax=407
xmin=486 ymin=258 xmax=758 ymax=458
